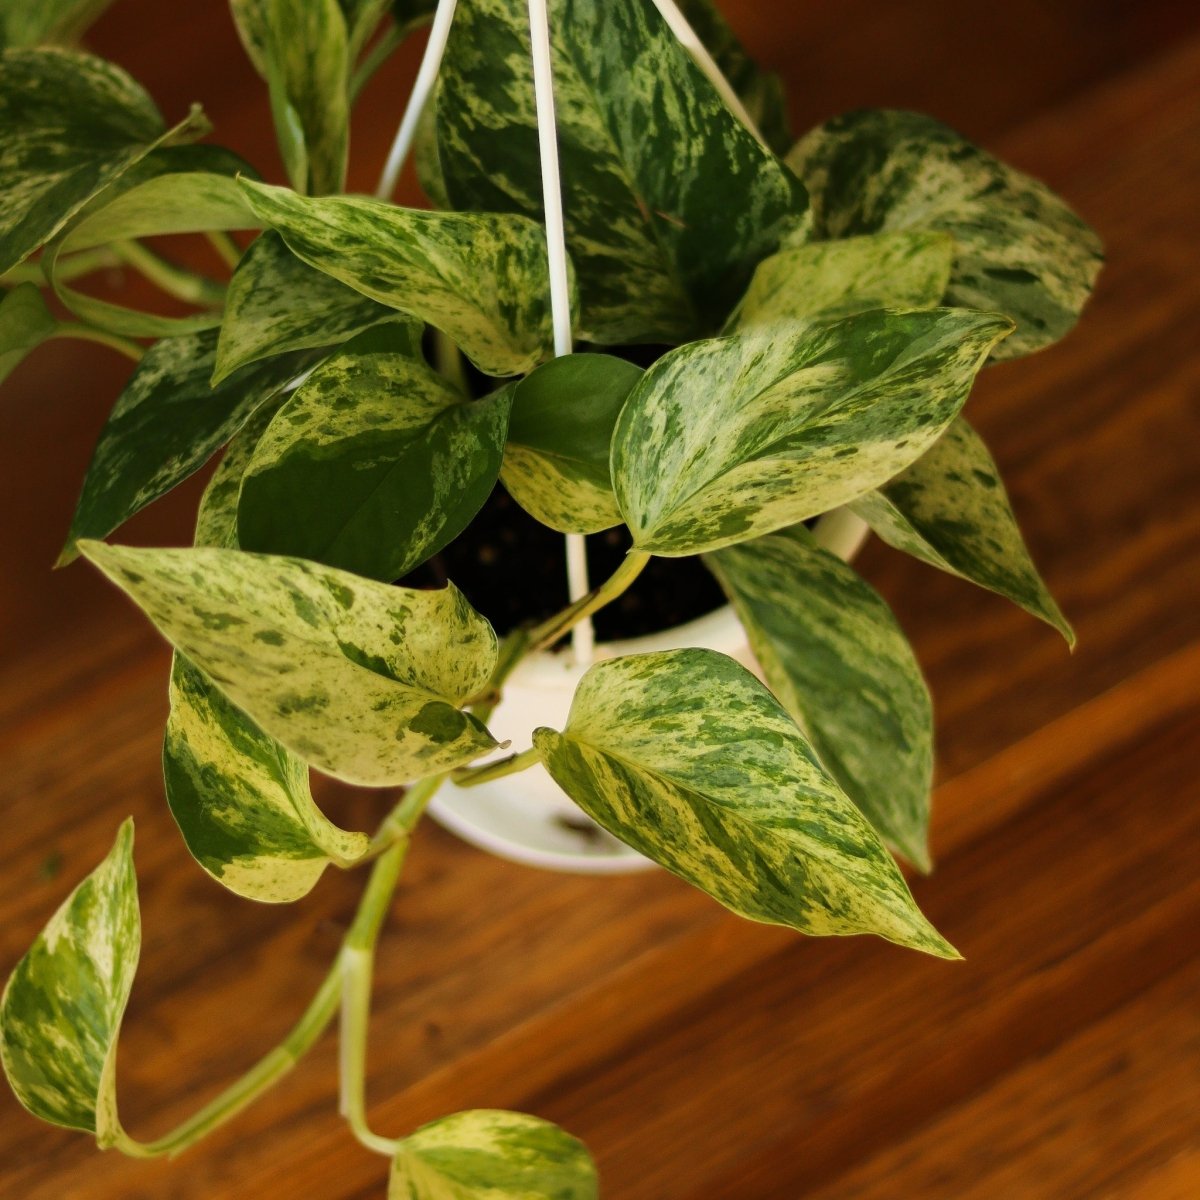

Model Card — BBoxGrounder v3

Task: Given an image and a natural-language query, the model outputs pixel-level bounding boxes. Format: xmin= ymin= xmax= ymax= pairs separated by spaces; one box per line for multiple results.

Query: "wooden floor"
xmin=3 ymin=4 xmax=1199 ymax=1197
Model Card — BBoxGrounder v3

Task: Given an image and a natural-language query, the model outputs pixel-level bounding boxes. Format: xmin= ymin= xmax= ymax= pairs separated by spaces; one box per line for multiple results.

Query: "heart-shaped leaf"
xmin=240 ymin=179 xmax=558 ymax=377
xmin=0 ymin=282 xmax=58 ymax=384
xmin=389 ymin=1110 xmax=598 ymax=1200
xmin=787 ymin=109 xmax=1103 ymax=359
xmin=61 ymin=329 xmax=305 ymax=561
xmin=850 ymin=416 xmax=1073 ymax=643
xmin=612 ymin=307 xmax=1013 ymax=556
xmin=728 ymin=230 xmax=955 ymax=331
xmin=81 ymin=541 xmax=499 ymax=786
xmin=706 ymin=527 xmax=934 ymax=870
xmin=214 ymin=231 xmax=394 ymax=382
xmin=0 ymin=48 xmax=208 ymax=275
xmin=231 ymin=0 xmax=349 ymax=195
xmin=536 ymin=649 xmax=956 ymax=956
xmin=436 ymin=0 xmax=807 ymax=344
xmin=1 ymin=0 xmax=119 ymax=47
xmin=501 ymin=352 xmax=643 ymax=534
xmin=237 ymin=321 xmax=511 ymax=581
xmin=1 ymin=820 xmax=138 ymax=1143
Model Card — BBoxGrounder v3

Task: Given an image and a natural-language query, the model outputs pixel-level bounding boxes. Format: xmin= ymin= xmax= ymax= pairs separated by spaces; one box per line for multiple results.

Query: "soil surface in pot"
xmin=402 ymin=486 xmax=726 ymax=642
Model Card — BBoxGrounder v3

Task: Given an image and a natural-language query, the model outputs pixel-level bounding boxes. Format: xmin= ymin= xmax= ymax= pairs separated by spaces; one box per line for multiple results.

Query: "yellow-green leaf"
xmin=0 ymin=281 xmax=58 ymax=384
xmin=535 ymin=649 xmax=956 ymax=957
xmin=1 ymin=0 xmax=118 ymax=47
xmin=81 ymin=540 xmax=499 ymax=786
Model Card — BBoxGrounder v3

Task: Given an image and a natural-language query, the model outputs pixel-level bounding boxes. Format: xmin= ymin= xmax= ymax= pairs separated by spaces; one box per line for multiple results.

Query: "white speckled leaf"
xmin=535 ymin=649 xmax=955 ymax=957
xmin=389 ymin=1109 xmax=598 ymax=1200
xmin=1 ymin=282 xmax=58 ymax=384
xmin=501 ymin=353 xmax=642 ymax=534
xmin=706 ymin=526 xmax=934 ymax=870
xmin=0 ymin=47 xmax=208 ymax=275
xmin=1 ymin=0 xmax=118 ymax=47
xmin=240 ymin=179 xmax=558 ymax=377
xmin=81 ymin=540 xmax=499 ymax=785
xmin=231 ymin=0 xmax=349 ymax=195
xmin=238 ymin=321 xmax=511 ymax=580
xmin=62 ymin=329 xmax=304 ymax=560
xmin=436 ymin=0 xmax=807 ymax=344
xmin=787 ymin=109 xmax=1103 ymax=359
xmin=214 ymin=231 xmax=394 ymax=382
xmin=850 ymin=416 xmax=1073 ymax=644
xmin=163 ymin=403 xmax=370 ymax=904
xmin=612 ymin=307 xmax=1013 ymax=556
xmin=0 ymin=820 xmax=138 ymax=1143
xmin=728 ymin=230 xmax=955 ymax=331
xmin=48 ymin=160 xmax=258 ymax=338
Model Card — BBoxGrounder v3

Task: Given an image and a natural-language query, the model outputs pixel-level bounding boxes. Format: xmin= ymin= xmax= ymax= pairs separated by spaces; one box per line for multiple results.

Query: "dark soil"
xmin=402 ymin=486 xmax=726 ymax=643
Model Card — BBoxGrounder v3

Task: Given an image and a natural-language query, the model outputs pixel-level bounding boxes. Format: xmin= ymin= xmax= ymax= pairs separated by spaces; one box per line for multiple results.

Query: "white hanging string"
xmin=528 ymin=0 xmax=594 ymax=665
xmin=374 ymin=0 xmax=459 ymax=201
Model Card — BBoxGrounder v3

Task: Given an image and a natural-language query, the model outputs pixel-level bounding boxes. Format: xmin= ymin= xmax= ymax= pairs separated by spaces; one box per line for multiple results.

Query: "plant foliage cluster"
xmin=0 ymin=0 xmax=1100 ymax=1193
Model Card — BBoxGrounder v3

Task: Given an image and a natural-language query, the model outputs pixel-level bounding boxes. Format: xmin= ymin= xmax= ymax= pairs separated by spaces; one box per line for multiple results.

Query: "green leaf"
xmin=1 ymin=0 xmax=118 ymax=48
xmin=850 ymin=416 xmax=1073 ymax=644
xmin=231 ymin=0 xmax=350 ymax=194
xmin=81 ymin=541 xmax=499 ymax=786
xmin=237 ymin=321 xmax=511 ymax=581
xmin=728 ymin=230 xmax=955 ymax=331
xmin=0 ymin=47 xmax=208 ymax=275
xmin=239 ymin=179 xmax=558 ymax=377
xmin=48 ymin=153 xmax=258 ymax=338
xmin=501 ymin=352 xmax=642 ymax=534
xmin=215 ymin=231 xmax=394 ymax=383
xmin=0 ymin=281 xmax=58 ymax=384
xmin=389 ymin=1109 xmax=598 ymax=1200
xmin=612 ymin=307 xmax=1013 ymax=556
xmin=436 ymin=0 xmax=807 ymax=344
xmin=61 ymin=330 xmax=303 ymax=561
xmin=163 ymin=401 xmax=370 ymax=903
xmin=1 ymin=820 xmax=138 ymax=1142
xmin=787 ymin=109 xmax=1104 ymax=359
xmin=534 ymin=649 xmax=955 ymax=957
xmin=706 ymin=527 xmax=934 ymax=870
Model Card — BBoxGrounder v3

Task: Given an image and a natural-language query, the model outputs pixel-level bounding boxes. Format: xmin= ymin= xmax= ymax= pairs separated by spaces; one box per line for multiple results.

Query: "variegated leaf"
xmin=436 ymin=0 xmax=807 ymax=344
xmin=163 ymin=402 xmax=370 ymax=903
xmin=728 ymin=230 xmax=955 ymax=331
xmin=214 ymin=231 xmax=393 ymax=382
xmin=501 ymin=353 xmax=642 ymax=534
xmin=231 ymin=0 xmax=349 ymax=195
xmin=0 ymin=281 xmax=58 ymax=384
xmin=240 ymin=179 xmax=557 ymax=377
xmin=61 ymin=329 xmax=303 ymax=561
xmin=612 ymin=307 xmax=1013 ymax=556
xmin=787 ymin=109 xmax=1103 ymax=359
xmin=0 ymin=47 xmax=208 ymax=275
xmin=706 ymin=526 xmax=934 ymax=870
xmin=534 ymin=649 xmax=955 ymax=956
xmin=850 ymin=416 xmax=1073 ymax=644
xmin=1 ymin=0 xmax=118 ymax=47
xmin=0 ymin=820 xmax=138 ymax=1142
xmin=389 ymin=1109 xmax=598 ymax=1200
xmin=49 ymin=157 xmax=258 ymax=338
xmin=238 ymin=321 xmax=511 ymax=581
xmin=81 ymin=541 xmax=499 ymax=786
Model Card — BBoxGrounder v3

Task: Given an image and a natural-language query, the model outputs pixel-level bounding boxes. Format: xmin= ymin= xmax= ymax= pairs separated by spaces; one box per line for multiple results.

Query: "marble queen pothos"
xmin=0 ymin=0 xmax=1101 ymax=1194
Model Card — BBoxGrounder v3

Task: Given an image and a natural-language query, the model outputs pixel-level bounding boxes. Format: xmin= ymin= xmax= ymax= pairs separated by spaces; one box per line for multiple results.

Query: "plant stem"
xmin=432 ymin=327 xmax=468 ymax=392
xmin=113 ymin=241 xmax=225 ymax=307
xmin=528 ymin=550 xmax=651 ymax=654
xmin=453 ymin=745 xmax=541 ymax=787
xmin=1 ymin=246 xmax=119 ymax=287
xmin=49 ymin=324 xmax=144 ymax=362
xmin=205 ymin=230 xmax=242 ymax=271
xmin=351 ymin=22 xmax=406 ymax=102
xmin=367 ymin=772 xmax=445 ymax=857
xmin=375 ymin=0 xmax=460 ymax=200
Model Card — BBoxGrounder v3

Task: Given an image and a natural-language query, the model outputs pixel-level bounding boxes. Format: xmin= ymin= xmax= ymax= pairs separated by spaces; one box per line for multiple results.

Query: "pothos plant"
xmin=0 ymin=0 xmax=1101 ymax=1193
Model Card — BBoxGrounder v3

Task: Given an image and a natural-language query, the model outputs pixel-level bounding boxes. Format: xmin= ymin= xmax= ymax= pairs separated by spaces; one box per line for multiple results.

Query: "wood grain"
xmin=2 ymin=4 xmax=1199 ymax=1198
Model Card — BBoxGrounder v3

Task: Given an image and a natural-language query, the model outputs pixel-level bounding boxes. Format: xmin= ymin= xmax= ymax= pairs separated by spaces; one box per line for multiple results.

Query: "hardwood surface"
xmin=2 ymin=4 xmax=1199 ymax=1197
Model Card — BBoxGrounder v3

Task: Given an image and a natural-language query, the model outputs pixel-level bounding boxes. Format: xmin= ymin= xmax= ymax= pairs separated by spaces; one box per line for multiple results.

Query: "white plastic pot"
xmin=429 ymin=510 xmax=871 ymax=873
